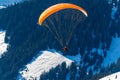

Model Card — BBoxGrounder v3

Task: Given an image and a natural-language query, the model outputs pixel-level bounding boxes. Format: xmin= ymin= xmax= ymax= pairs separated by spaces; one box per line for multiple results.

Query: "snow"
xmin=17 ymin=50 xmax=73 ymax=80
xmin=104 ymin=0 xmax=120 ymax=66
xmin=65 ymin=54 xmax=81 ymax=79
xmin=0 ymin=6 xmax=6 ymax=9
xmin=0 ymin=0 xmax=22 ymax=6
xmin=99 ymin=72 xmax=120 ymax=80
xmin=16 ymin=33 xmax=120 ymax=80
xmin=88 ymin=36 xmax=120 ymax=72
xmin=102 ymin=37 xmax=120 ymax=67
xmin=0 ymin=31 xmax=8 ymax=58
xmin=66 ymin=53 xmax=81 ymax=65
xmin=102 ymin=0 xmax=120 ymax=67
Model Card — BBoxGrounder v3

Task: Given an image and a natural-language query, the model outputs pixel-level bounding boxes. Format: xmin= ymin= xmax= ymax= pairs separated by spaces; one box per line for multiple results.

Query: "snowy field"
xmin=100 ymin=72 xmax=120 ymax=80
xmin=17 ymin=50 xmax=73 ymax=80
xmin=0 ymin=31 xmax=8 ymax=58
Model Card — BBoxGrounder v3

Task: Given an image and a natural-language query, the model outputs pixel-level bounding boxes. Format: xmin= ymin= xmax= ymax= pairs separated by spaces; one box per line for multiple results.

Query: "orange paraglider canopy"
xmin=38 ymin=3 xmax=88 ymax=25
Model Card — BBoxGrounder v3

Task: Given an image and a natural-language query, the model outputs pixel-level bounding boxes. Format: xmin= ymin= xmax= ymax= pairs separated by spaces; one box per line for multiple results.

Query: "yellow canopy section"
xmin=38 ymin=3 xmax=88 ymax=25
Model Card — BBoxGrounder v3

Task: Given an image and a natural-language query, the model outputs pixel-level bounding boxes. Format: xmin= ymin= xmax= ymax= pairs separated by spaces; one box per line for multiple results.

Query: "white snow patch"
xmin=17 ymin=50 xmax=73 ymax=80
xmin=99 ymin=72 xmax=120 ymax=80
xmin=0 ymin=31 xmax=8 ymax=58
xmin=0 ymin=6 xmax=6 ymax=9
xmin=102 ymin=37 xmax=120 ymax=67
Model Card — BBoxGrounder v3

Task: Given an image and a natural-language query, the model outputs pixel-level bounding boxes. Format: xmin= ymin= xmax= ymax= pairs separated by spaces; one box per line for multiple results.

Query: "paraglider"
xmin=38 ymin=3 xmax=88 ymax=25
xmin=63 ymin=46 xmax=68 ymax=52
xmin=38 ymin=3 xmax=88 ymax=52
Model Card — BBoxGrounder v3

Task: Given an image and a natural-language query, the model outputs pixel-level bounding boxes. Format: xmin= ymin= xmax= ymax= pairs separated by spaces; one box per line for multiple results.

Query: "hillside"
xmin=0 ymin=0 xmax=23 ymax=5
xmin=102 ymin=37 xmax=120 ymax=67
xmin=100 ymin=72 xmax=120 ymax=80
xmin=0 ymin=0 xmax=120 ymax=80
xmin=0 ymin=31 xmax=8 ymax=58
xmin=16 ymin=36 xmax=120 ymax=80
xmin=17 ymin=50 xmax=72 ymax=80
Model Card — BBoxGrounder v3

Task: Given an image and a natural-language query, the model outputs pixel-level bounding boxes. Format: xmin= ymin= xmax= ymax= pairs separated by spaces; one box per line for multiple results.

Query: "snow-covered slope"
xmin=66 ymin=53 xmax=81 ymax=65
xmin=17 ymin=50 xmax=73 ymax=80
xmin=99 ymin=72 xmax=120 ymax=80
xmin=0 ymin=31 xmax=8 ymax=58
xmin=17 ymin=36 xmax=120 ymax=80
xmin=102 ymin=37 xmax=120 ymax=67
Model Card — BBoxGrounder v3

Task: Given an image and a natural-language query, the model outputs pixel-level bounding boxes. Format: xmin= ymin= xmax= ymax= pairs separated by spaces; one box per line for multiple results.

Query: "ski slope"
xmin=100 ymin=72 xmax=120 ymax=80
xmin=0 ymin=31 xmax=8 ymax=58
xmin=17 ymin=50 xmax=73 ymax=80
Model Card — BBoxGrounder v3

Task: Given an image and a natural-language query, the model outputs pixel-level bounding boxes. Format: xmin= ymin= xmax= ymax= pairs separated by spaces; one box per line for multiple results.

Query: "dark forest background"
xmin=0 ymin=0 xmax=120 ymax=80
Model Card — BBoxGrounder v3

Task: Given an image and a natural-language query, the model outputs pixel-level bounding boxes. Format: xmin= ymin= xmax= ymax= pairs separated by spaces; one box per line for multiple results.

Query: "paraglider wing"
xmin=38 ymin=3 xmax=88 ymax=25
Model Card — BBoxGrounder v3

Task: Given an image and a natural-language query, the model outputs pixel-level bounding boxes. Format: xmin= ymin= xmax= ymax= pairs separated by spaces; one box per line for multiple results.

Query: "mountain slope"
xmin=103 ymin=37 xmax=120 ymax=67
xmin=0 ymin=0 xmax=120 ymax=80
xmin=16 ymin=36 xmax=120 ymax=80
xmin=100 ymin=72 xmax=120 ymax=80
xmin=0 ymin=0 xmax=23 ymax=5
xmin=0 ymin=31 xmax=8 ymax=58
xmin=17 ymin=50 xmax=72 ymax=80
